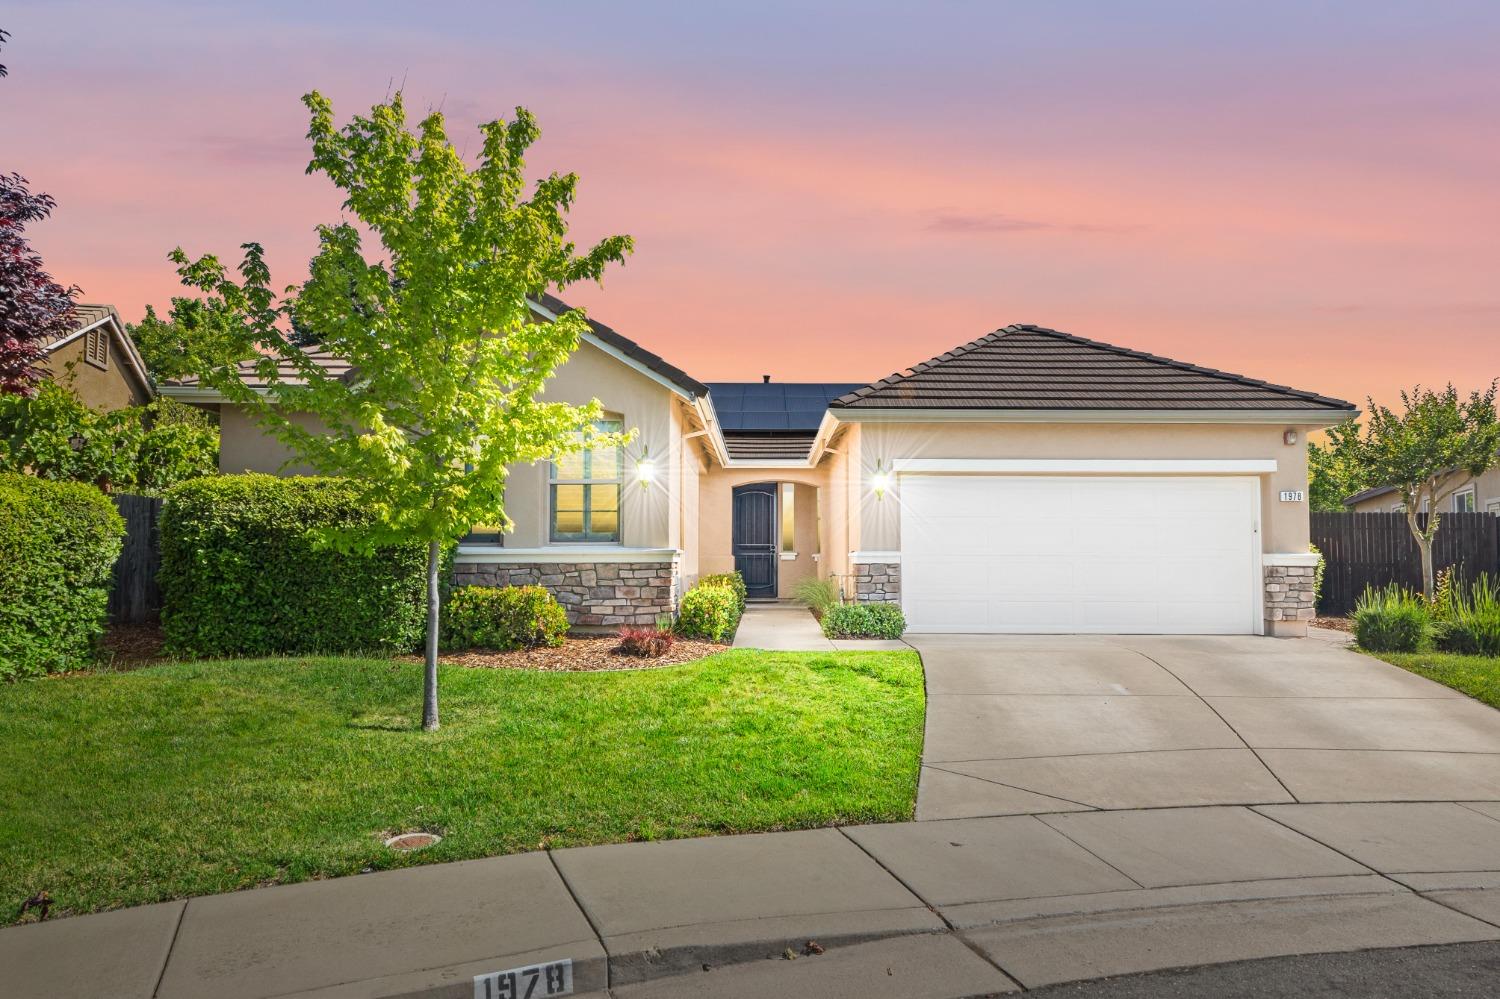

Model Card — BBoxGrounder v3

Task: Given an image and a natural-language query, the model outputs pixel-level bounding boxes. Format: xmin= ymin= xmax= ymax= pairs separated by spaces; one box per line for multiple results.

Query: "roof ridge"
xmin=831 ymin=325 xmax=1023 ymax=407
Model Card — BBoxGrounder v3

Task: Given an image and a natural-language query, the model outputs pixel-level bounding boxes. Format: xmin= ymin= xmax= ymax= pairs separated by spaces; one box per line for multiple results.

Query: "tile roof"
xmin=706 ymin=382 xmax=861 ymax=431
xmin=162 ymin=295 xmax=707 ymax=398
xmin=535 ymin=292 xmax=707 ymax=398
xmin=722 ymin=431 xmax=819 ymax=462
xmin=1343 ymin=484 xmax=1398 ymax=506
xmin=40 ymin=303 xmax=120 ymax=349
xmin=159 ymin=349 xmax=351 ymax=389
xmin=831 ymin=324 xmax=1356 ymax=412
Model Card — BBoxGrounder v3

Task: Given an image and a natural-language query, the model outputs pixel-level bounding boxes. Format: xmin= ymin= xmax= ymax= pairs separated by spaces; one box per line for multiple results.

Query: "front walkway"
xmin=732 ymin=602 xmax=909 ymax=652
xmin=911 ymin=634 xmax=1500 ymax=820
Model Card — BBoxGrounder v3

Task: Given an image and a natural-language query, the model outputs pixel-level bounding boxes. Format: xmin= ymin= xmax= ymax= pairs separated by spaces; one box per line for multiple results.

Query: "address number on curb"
xmin=474 ymin=958 xmax=573 ymax=999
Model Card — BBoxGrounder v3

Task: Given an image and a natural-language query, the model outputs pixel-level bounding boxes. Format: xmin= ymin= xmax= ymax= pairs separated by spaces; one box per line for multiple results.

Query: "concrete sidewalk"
xmin=6 ymin=801 xmax=1500 ymax=998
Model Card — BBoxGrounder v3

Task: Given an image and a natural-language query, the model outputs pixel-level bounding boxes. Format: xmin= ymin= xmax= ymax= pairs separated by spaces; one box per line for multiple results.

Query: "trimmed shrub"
xmin=441 ymin=585 xmax=568 ymax=651
xmin=159 ymin=475 xmax=435 ymax=657
xmin=791 ymin=577 xmax=840 ymax=618
xmin=1352 ymin=584 xmax=1432 ymax=653
xmin=821 ymin=601 xmax=906 ymax=640
xmin=616 ymin=624 xmax=675 ymax=658
xmin=677 ymin=581 xmax=742 ymax=642
xmin=698 ymin=571 xmax=747 ymax=612
xmin=1434 ymin=574 xmax=1500 ymax=657
xmin=1309 ymin=544 xmax=1325 ymax=610
xmin=0 ymin=473 xmax=125 ymax=679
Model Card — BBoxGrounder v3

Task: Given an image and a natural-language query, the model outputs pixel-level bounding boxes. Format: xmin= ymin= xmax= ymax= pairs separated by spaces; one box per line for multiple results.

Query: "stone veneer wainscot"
xmin=452 ymin=552 xmax=679 ymax=629
xmin=850 ymin=556 xmax=902 ymax=604
xmin=1264 ymin=562 xmax=1317 ymax=625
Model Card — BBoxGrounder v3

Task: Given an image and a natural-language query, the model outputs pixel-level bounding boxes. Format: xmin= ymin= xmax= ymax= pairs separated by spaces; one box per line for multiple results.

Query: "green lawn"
xmin=1371 ymin=650 xmax=1500 ymax=709
xmin=0 ymin=650 xmax=924 ymax=924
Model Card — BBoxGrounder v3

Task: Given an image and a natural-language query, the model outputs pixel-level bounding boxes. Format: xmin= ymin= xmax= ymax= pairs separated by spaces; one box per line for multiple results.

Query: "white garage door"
xmin=900 ymin=475 xmax=1260 ymax=634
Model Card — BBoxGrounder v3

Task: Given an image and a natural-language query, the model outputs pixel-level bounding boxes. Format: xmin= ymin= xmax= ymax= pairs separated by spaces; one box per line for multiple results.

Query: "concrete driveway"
xmin=911 ymin=634 xmax=1500 ymax=819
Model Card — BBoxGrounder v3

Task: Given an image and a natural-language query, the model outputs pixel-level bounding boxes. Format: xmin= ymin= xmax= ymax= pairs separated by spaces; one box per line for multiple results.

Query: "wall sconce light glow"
xmin=871 ymin=459 xmax=891 ymax=500
xmin=636 ymin=449 xmax=656 ymax=489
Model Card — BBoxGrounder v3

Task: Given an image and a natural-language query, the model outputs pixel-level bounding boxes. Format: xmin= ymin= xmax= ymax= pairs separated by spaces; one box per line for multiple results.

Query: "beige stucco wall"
xmin=853 ymin=420 xmax=1318 ymax=554
xmin=208 ymin=339 xmax=688 ymax=551
xmin=44 ymin=337 xmax=151 ymax=410
xmin=697 ymin=465 xmax=834 ymax=596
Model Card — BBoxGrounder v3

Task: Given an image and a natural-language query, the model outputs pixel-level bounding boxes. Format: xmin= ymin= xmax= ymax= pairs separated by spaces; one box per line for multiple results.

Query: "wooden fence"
xmin=109 ymin=494 xmax=163 ymax=623
xmin=1311 ymin=512 xmax=1500 ymax=615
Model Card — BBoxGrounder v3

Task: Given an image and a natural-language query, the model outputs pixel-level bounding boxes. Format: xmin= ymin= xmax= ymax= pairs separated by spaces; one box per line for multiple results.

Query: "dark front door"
xmin=732 ymin=482 xmax=778 ymax=599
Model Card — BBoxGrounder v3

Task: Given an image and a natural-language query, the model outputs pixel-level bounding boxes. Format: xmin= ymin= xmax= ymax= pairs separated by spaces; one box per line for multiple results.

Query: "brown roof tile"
xmin=831 ymin=325 xmax=1355 ymax=412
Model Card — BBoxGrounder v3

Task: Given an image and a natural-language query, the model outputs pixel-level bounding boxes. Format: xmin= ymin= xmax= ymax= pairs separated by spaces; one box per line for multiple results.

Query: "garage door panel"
xmin=900 ymin=475 xmax=1258 ymax=635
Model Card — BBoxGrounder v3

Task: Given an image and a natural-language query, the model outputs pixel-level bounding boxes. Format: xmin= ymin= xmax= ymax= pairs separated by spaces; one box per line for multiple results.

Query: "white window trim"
xmin=1452 ymin=487 xmax=1477 ymax=513
xmin=1486 ymin=498 xmax=1500 ymax=515
xmin=455 ymin=546 xmax=679 ymax=564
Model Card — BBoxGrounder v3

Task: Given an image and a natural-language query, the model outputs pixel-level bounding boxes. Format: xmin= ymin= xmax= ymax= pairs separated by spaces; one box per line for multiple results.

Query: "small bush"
xmin=1309 ymin=544 xmax=1325 ymax=610
xmin=792 ymin=577 xmax=840 ymax=618
xmin=159 ymin=475 xmax=436 ymax=657
xmin=616 ymin=624 xmax=675 ymax=658
xmin=0 ymin=473 xmax=125 ymax=679
xmin=1353 ymin=584 xmax=1433 ymax=652
xmin=441 ymin=585 xmax=568 ymax=651
xmin=821 ymin=601 xmax=906 ymax=640
xmin=677 ymin=581 xmax=742 ymax=642
xmin=1433 ymin=574 xmax=1500 ymax=657
xmin=698 ymin=571 xmax=747 ymax=612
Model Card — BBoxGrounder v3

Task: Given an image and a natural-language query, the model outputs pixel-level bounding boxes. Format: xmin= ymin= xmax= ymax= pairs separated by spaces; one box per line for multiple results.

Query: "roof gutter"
xmin=826 ymin=407 xmax=1359 ymax=426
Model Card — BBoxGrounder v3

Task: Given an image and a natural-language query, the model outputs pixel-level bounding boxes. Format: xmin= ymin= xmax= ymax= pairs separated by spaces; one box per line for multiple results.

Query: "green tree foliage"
xmin=1307 ymin=421 xmax=1371 ymax=512
xmin=170 ymin=92 xmax=632 ymax=729
xmin=1340 ymin=384 xmax=1500 ymax=594
xmin=0 ymin=380 xmax=218 ymax=494
xmin=126 ymin=301 xmax=252 ymax=383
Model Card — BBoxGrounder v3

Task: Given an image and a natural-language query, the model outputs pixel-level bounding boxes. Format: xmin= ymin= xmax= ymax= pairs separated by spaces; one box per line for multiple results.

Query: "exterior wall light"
xmin=636 ymin=448 xmax=656 ymax=489
xmin=1283 ymin=429 xmax=1299 ymax=446
xmin=871 ymin=458 xmax=891 ymax=500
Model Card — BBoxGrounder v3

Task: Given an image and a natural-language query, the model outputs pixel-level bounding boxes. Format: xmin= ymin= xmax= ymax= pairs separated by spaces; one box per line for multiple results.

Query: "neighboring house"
xmin=1344 ymin=473 xmax=1500 ymax=517
xmin=39 ymin=304 xmax=154 ymax=409
xmin=160 ymin=303 xmax=1355 ymax=637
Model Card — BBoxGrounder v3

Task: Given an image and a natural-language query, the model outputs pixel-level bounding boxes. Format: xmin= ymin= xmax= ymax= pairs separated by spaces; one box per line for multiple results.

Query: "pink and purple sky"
xmin=5 ymin=2 xmax=1499 ymax=406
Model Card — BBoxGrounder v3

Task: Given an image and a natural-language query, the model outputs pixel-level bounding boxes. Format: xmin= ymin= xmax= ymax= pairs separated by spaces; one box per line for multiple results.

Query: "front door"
xmin=732 ymin=482 xmax=778 ymax=599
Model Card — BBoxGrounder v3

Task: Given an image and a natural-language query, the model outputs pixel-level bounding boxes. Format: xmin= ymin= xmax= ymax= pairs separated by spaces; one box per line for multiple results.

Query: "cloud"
xmin=925 ymin=211 xmax=1147 ymax=235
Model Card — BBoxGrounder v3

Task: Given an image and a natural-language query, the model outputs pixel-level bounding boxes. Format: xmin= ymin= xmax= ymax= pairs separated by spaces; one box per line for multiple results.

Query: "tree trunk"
xmin=1418 ymin=534 xmax=1436 ymax=597
xmin=422 ymin=539 xmax=441 ymax=732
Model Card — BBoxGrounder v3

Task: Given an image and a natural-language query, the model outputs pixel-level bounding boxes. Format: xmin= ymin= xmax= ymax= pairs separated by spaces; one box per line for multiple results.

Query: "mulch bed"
xmin=1313 ymin=616 xmax=1353 ymax=633
xmin=99 ymin=623 xmax=168 ymax=668
xmin=97 ymin=626 xmax=725 ymax=673
xmin=398 ymin=636 xmax=729 ymax=672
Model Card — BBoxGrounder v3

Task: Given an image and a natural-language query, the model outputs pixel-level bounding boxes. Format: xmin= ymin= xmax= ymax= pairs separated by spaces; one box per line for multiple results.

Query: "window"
xmin=780 ymin=483 xmax=795 ymax=551
xmin=1453 ymin=488 xmax=1477 ymax=513
xmin=84 ymin=327 xmax=109 ymax=369
xmin=550 ymin=420 xmax=622 ymax=543
xmin=1487 ymin=498 xmax=1500 ymax=515
xmin=1390 ymin=503 xmax=1405 ymax=513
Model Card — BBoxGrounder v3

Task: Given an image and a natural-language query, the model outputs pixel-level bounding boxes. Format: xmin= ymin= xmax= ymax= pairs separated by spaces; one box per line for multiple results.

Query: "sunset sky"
xmin=6 ymin=1 xmax=1499 ymax=407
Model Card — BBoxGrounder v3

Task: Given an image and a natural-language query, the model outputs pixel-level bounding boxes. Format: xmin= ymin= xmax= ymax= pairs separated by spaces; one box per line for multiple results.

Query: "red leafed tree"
xmin=0 ymin=172 xmax=78 ymax=395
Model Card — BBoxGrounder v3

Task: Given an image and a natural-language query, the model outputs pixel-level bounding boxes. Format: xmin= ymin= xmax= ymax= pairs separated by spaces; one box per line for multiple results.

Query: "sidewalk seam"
xmin=150 ymin=899 xmax=189 ymax=999
xmin=547 ymin=850 xmax=612 ymax=993
xmin=1129 ymin=649 xmax=1302 ymax=804
xmin=835 ymin=826 xmax=1027 ymax=988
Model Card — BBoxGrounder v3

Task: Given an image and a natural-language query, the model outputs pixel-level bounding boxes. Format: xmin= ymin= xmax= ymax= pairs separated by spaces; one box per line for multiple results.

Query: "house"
xmin=1344 ymin=475 xmax=1500 ymax=516
xmin=159 ymin=299 xmax=1356 ymax=637
xmin=39 ymin=304 xmax=154 ymax=409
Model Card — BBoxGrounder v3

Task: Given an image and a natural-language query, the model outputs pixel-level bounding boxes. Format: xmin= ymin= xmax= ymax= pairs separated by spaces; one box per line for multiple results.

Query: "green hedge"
xmin=677 ymin=573 xmax=745 ymax=642
xmin=159 ymin=475 xmax=436 ymax=657
xmin=441 ymin=586 xmax=568 ymax=651
xmin=0 ymin=473 xmax=124 ymax=679
xmin=820 ymin=602 xmax=906 ymax=640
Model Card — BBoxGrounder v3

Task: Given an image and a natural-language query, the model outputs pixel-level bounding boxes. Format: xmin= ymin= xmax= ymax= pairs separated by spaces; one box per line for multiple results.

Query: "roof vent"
xmin=762 ymin=374 xmax=771 ymax=383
